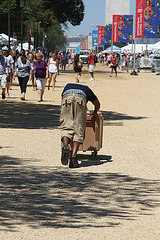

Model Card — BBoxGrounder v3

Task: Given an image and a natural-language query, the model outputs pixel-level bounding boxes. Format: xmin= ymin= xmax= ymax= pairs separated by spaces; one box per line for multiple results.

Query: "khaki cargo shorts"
xmin=60 ymin=94 xmax=87 ymax=143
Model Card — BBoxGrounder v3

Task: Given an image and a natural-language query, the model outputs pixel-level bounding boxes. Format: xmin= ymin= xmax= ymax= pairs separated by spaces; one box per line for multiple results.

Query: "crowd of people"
xmin=1 ymin=45 xmax=153 ymax=101
xmin=0 ymin=47 xmax=100 ymax=101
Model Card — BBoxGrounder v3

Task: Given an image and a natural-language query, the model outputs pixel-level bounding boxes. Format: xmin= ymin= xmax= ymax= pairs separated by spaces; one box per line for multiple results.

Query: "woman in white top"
xmin=48 ymin=52 xmax=58 ymax=90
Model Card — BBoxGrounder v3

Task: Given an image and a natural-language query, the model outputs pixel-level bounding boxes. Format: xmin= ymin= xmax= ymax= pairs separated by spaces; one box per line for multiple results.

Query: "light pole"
xmin=20 ymin=0 xmax=25 ymax=50
xmin=8 ymin=0 xmax=11 ymax=50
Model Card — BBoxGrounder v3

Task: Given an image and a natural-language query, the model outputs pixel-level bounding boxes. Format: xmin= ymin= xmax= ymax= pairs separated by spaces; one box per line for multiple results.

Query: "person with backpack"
xmin=74 ymin=54 xmax=83 ymax=83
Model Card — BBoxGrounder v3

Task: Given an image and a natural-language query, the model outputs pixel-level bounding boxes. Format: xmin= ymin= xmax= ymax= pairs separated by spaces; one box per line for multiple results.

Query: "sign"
xmin=113 ymin=15 xmax=133 ymax=43
xmin=136 ymin=0 xmax=160 ymax=38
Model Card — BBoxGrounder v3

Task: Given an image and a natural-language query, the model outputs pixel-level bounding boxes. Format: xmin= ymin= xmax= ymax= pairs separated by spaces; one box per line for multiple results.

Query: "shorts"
xmin=111 ymin=65 xmax=117 ymax=71
xmin=0 ymin=74 xmax=7 ymax=88
xmin=49 ymin=72 xmax=57 ymax=75
xmin=35 ymin=77 xmax=47 ymax=90
xmin=89 ymin=64 xmax=94 ymax=73
xmin=60 ymin=94 xmax=87 ymax=143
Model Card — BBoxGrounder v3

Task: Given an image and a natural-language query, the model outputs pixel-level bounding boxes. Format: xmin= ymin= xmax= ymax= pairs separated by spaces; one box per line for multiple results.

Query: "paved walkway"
xmin=0 ymin=64 xmax=160 ymax=240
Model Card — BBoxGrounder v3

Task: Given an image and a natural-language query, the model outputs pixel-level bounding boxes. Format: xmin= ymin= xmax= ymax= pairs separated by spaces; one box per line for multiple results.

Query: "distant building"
xmin=65 ymin=34 xmax=85 ymax=52
xmin=105 ymin=0 xmax=130 ymax=25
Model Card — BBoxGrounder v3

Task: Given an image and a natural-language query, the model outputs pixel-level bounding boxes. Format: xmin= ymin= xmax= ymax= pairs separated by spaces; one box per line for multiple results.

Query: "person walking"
xmin=61 ymin=51 xmax=67 ymax=73
xmin=88 ymin=51 xmax=95 ymax=81
xmin=31 ymin=51 xmax=37 ymax=90
xmin=73 ymin=54 xmax=83 ymax=83
xmin=34 ymin=52 xmax=48 ymax=102
xmin=110 ymin=52 xmax=117 ymax=77
xmin=60 ymin=83 xmax=100 ymax=168
xmin=0 ymin=49 xmax=9 ymax=99
xmin=48 ymin=52 xmax=58 ymax=90
xmin=56 ymin=51 xmax=61 ymax=75
xmin=15 ymin=53 xmax=32 ymax=100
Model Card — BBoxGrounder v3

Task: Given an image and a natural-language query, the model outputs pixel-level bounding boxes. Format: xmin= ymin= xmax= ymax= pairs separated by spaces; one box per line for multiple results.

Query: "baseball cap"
xmin=2 ymin=46 xmax=8 ymax=51
xmin=0 ymin=50 xmax=3 ymax=55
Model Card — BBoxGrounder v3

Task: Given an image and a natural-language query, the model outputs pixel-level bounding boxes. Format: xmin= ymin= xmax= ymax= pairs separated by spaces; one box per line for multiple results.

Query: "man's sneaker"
xmin=61 ymin=145 xmax=69 ymax=165
xmin=69 ymin=157 xmax=79 ymax=168
xmin=2 ymin=93 xmax=5 ymax=99
xmin=6 ymin=92 xmax=10 ymax=98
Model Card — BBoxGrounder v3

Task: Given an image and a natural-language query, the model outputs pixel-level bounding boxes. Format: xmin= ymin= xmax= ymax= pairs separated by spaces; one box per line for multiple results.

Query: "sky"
xmin=65 ymin=0 xmax=106 ymax=36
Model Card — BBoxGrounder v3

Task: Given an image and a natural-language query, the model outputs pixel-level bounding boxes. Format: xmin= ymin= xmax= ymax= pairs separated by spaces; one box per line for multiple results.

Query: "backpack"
xmin=77 ymin=61 xmax=83 ymax=68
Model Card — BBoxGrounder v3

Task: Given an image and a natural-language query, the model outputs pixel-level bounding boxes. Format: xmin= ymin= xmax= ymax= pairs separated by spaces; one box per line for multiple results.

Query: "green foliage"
xmin=0 ymin=0 xmax=85 ymax=50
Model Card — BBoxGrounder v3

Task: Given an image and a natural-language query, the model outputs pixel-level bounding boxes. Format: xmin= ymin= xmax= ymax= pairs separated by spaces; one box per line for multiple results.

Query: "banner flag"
xmin=136 ymin=0 xmax=160 ymax=38
xmin=113 ymin=15 xmax=133 ymax=43
xmin=98 ymin=26 xmax=103 ymax=45
xmin=98 ymin=26 xmax=112 ymax=45
xmin=92 ymin=30 xmax=98 ymax=46
xmin=113 ymin=15 xmax=119 ymax=42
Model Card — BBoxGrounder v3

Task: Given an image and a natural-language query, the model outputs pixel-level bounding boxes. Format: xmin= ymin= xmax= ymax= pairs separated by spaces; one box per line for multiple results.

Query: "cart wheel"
xmin=91 ymin=151 xmax=97 ymax=159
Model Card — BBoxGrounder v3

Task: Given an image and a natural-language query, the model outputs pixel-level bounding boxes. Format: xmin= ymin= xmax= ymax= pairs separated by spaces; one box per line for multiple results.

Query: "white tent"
xmin=121 ymin=44 xmax=154 ymax=53
xmin=0 ymin=33 xmax=17 ymax=46
xmin=16 ymin=43 xmax=33 ymax=51
xmin=151 ymin=41 xmax=160 ymax=51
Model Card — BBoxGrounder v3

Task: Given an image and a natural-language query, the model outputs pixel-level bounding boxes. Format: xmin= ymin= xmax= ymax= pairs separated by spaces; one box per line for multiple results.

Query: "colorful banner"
xmin=113 ymin=15 xmax=133 ymax=43
xmin=88 ymin=35 xmax=92 ymax=50
xmin=92 ymin=30 xmax=98 ymax=46
xmin=98 ymin=26 xmax=112 ymax=45
xmin=136 ymin=0 xmax=160 ymax=38
xmin=98 ymin=26 xmax=103 ymax=45
xmin=92 ymin=30 xmax=104 ymax=47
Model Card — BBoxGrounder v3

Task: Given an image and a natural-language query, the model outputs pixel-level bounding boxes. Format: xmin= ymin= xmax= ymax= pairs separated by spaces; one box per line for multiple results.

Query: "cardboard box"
xmin=65 ymin=111 xmax=103 ymax=153
xmin=79 ymin=111 xmax=103 ymax=152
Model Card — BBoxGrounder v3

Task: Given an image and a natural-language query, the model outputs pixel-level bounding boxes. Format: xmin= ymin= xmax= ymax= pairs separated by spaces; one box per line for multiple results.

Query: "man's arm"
xmin=92 ymin=98 xmax=100 ymax=114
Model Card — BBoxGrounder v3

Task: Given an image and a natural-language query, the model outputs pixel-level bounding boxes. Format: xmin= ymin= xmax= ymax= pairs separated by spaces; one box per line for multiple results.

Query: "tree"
xmin=0 ymin=0 xmax=85 ymax=49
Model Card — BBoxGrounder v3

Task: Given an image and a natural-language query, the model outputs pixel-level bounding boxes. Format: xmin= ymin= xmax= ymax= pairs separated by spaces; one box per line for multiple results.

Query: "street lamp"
xmin=20 ymin=0 xmax=25 ymax=50
xmin=8 ymin=0 xmax=11 ymax=50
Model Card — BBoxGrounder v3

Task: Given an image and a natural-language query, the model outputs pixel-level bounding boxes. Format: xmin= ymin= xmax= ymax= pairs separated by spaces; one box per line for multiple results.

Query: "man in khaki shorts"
xmin=0 ymin=50 xmax=9 ymax=99
xmin=60 ymin=83 xmax=100 ymax=168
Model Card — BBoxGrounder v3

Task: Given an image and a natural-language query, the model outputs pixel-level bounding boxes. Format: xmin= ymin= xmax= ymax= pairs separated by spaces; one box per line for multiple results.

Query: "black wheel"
xmin=91 ymin=151 xmax=97 ymax=159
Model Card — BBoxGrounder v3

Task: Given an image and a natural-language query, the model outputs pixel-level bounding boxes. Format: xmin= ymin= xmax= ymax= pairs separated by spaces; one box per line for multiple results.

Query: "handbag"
xmin=77 ymin=61 xmax=83 ymax=68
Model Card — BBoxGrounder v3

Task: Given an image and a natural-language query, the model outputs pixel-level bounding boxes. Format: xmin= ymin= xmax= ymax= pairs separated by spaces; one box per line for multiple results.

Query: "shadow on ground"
xmin=0 ymin=155 xmax=159 ymax=230
xmin=0 ymin=102 xmax=145 ymax=129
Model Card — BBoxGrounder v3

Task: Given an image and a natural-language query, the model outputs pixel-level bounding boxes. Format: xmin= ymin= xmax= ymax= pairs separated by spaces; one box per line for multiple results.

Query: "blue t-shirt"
xmin=62 ymin=83 xmax=97 ymax=103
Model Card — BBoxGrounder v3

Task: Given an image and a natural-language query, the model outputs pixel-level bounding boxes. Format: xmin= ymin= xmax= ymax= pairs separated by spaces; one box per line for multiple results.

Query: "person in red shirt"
xmin=88 ymin=52 xmax=95 ymax=81
xmin=110 ymin=52 xmax=117 ymax=77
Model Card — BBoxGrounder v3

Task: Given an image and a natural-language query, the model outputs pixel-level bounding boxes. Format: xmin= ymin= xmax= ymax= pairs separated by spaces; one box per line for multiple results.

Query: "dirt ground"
xmin=0 ymin=64 xmax=160 ymax=240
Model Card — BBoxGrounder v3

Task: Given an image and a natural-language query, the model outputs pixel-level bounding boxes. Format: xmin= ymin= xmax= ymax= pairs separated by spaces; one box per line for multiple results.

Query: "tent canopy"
xmin=102 ymin=45 xmax=121 ymax=53
xmin=0 ymin=33 xmax=17 ymax=46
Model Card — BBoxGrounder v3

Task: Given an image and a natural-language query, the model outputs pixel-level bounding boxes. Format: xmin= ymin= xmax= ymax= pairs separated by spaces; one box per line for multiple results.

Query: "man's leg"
xmin=1 ymin=75 xmax=7 ymax=99
xmin=72 ymin=141 xmax=81 ymax=158
xmin=61 ymin=136 xmax=70 ymax=165
xmin=110 ymin=67 xmax=113 ymax=77
xmin=115 ymin=67 xmax=117 ymax=76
